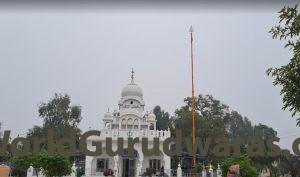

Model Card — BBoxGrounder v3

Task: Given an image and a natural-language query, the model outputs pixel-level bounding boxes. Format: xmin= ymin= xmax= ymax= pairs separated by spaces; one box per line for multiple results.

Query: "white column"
xmin=71 ymin=163 xmax=76 ymax=177
xmin=113 ymin=155 xmax=120 ymax=177
xmin=136 ymin=162 xmax=141 ymax=177
xmin=202 ymin=164 xmax=207 ymax=177
xmin=202 ymin=169 xmax=207 ymax=177
xmin=27 ymin=166 xmax=34 ymax=177
xmin=138 ymin=147 xmax=144 ymax=176
xmin=160 ymin=142 xmax=171 ymax=177
xmin=177 ymin=163 xmax=182 ymax=177
xmin=208 ymin=164 xmax=213 ymax=177
xmin=85 ymin=156 xmax=93 ymax=176
xmin=39 ymin=168 xmax=44 ymax=177
xmin=217 ymin=164 xmax=222 ymax=177
xmin=138 ymin=149 xmax=144 ymax=176
xmin=163 ymin=155 xmax=171 ymax=177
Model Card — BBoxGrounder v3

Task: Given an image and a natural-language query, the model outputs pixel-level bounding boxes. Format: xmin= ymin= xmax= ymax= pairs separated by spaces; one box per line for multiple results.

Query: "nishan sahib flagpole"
xmin=189 ymin=26 xmax=197 ymax=166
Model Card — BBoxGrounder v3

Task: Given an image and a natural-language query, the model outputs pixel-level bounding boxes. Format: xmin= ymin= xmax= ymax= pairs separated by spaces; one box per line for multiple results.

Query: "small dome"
xmin=148 ymin=113 xmax=156 ymax=120
xmin=121 ymin=83 xmax=143 ymax=98
xmin=104 ymin=112 xmax=113 ymax=120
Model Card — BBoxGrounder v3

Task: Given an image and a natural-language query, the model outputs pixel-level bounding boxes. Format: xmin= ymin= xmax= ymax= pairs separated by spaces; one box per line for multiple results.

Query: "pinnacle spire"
xmin=189 ymin=25 xmax=194 ymax=33
xmin=131 ymin=68 xmax=135 ymax=84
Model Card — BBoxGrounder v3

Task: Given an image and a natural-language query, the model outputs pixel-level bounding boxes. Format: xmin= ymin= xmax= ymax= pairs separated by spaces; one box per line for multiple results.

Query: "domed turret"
xmin=121 ymin=83 xmax=143 ymax=98
xmin=103 ymin=111 xmax=113 ymax=121
xmin=148 ymin=112 xmax=156 ymax=120
xmin=103 ymin=110 xmax=113 ymax=129
xmin=118 ymin=69 xmax=145 ymax=117
xmin=147 ymin=112 xmax=156 ymax=130
xmin=121 ymin=69 xmax=143 ymax=98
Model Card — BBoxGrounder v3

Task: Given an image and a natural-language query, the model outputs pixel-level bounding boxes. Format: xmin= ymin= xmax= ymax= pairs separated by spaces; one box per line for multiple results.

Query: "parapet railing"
xmin=99 ymin=129 xmax=171 ymax=140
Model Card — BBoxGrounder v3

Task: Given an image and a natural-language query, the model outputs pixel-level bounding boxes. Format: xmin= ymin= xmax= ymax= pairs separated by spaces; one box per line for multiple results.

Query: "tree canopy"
xmin=13 ymin=151 xmax=71 ymax=177
xmin=278 ymin=152 xmax=300 ymax=177
xmin=27 ymin=93 xmax=82 ymax=141
xmin=153 ymin=105 xmax=172 ymax=131
xmin=267 ymin=4 xmax=300 ymax=126
xmin=38 ymin=152 xmax=72 ymax=177
xmin=38 ymin=93 xmax=82 ymax=129
xmin=154 ymin=94 xmax=278 ymax=169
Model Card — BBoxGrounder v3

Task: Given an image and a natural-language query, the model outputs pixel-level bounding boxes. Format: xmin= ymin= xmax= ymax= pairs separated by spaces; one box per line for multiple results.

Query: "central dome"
xmin=121 ymin=83 xmax=143 ymax=98
xmin=121 ymin=69 xmax=143 ymax=98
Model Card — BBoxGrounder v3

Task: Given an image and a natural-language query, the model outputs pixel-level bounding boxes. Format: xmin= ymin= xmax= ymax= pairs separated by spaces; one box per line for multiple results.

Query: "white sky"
xmin=0 ymin=4 xmax=299 ymax=151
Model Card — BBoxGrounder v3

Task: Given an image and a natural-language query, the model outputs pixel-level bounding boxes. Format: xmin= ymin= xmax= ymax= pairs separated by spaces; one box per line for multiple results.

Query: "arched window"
xmin=17 ymin=142 xmax=24 ymax=150
xmin=149 ymin=123 xmax=154 ymax=130
xmin=133 ymin=119 xmax=139 ymax=129
xmin=105 ymin=122 xmax=111 ymax=129
xmin=127 ymin=118 xmax=133 ymax=129
xmin=121 ymin=119 xmax=126 ymax=129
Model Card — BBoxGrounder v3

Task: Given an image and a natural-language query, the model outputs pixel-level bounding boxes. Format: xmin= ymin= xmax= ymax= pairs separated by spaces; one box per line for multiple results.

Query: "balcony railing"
xmin=89 ymin=129 xmax=171 ymax=141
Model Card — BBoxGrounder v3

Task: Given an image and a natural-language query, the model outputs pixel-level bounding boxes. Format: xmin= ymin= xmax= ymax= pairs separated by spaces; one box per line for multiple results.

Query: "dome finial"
xmin=189 ymin=25 xmax=194 ymax=33
xmin=131 ymin=68 xmax=135 ymax=84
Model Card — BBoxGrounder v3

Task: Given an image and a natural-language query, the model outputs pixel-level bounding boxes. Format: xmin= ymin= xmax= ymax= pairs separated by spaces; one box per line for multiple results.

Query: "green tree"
xmin=173 ymin=94 xmax=280 ymax=168
xmin=192 ymin=163 xmax=203 ymax=173
xmin=27 ymin=125 xmax=45 ymax=139
xmin=267 ymin=4 xmax=300 ymax=126
xmin=27 ymin=93 xmax=82 ymax=141
xmin=13 ymin=151 xmax=72 ymax=177
xmin=228 ymin=111 xmax=253 ymax=139
xmin=39 ymin=152 xmax=72 ymax=177
xmin=278 ymin=151 xmax=300 ymax=177
xmin=12 ymin=155 xmax=32 ymax=172
xmin=13 ymin=154 xmax=42 ymax=177
xmin=174 ymin=95 xmax=232 ymax=166
xmin=153 ymin=106 xmax=172 ymax=130
xmin=175 ymin=95 xmax=231 ymax=141
xmin=253 ymin=124 xmax=277 ymax=140
xmin=0 ymin=122 xmax=11 ymax=162
xmin=220 ymin=155 xmax=259 ymax=177
xmin=39 ymin=93 xmax=82 ymax=133
xmin=250 ymin=124 xmax=279 ymax=171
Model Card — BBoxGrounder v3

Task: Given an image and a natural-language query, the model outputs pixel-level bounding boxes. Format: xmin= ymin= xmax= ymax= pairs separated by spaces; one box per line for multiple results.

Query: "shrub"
xmin=146 ymin=168 xmax=156 ymax=177
xmin=192 ymin=163 xmax=203 ymax=173
xmin=269 ymin=165 xmax=281 ymax=177
xmin=220 ymin=155 xmax=259 ymax=177
xmin=103 ymin=168 xmax=114 ymax=176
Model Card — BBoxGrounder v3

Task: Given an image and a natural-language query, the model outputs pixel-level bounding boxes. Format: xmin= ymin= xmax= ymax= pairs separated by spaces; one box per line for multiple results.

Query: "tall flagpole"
xmin=189 ymin=26 xmax=196 ymax=166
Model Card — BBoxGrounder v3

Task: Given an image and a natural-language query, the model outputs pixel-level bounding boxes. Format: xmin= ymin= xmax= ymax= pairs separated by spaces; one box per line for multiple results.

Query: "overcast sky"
xmin=0 ymin=3 xmax=299 ymax=151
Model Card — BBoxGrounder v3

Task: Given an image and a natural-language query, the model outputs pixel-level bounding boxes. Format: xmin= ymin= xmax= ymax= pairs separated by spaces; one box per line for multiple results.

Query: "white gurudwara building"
xmin=84 ymin=72 xmax=171 ymax=177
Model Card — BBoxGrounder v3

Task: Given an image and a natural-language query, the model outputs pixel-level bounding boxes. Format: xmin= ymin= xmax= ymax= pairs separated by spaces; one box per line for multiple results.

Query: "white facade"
xmin=84 ymin=73 xmax=171 ymax=177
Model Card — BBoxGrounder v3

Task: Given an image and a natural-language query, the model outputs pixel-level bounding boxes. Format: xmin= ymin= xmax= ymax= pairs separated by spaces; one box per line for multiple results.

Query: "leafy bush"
xmin=220 ymin=155 xmax=258 ymax=177
xmin=146 ymin=168 xmax=156 ymax=177
xmin=13 ymin=152 xmax=72 ymax=177
xmin=103 ymin=168 xmax=114 ymax=176
xmin=10 ymin=166 xmax=26 ymax=177
xmin=192 ymin=163 xmax=203 ymax=173
xmin=269 ymin=165 xmax=281 ymax=177
xmin=76 ymin=167 xmax=85 ymax=177
xmin=40 ymin=153 xmax=72 ymax=177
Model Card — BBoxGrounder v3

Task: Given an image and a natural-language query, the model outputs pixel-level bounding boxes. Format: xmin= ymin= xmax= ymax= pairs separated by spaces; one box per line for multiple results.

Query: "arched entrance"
xmin=122 ymin=149 xmax=138 ymax=177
